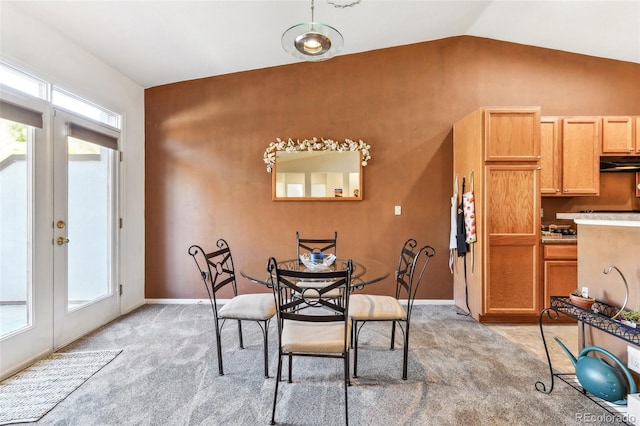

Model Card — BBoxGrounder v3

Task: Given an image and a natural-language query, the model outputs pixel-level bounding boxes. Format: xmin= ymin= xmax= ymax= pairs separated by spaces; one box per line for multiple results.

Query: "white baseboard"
xmin=412 ymin=299 xmax=455 ymax=305
xmin=145 ymin=298 xmax=455 ymax=305
xmin=145 ymin=298 xmax=211 ymax=304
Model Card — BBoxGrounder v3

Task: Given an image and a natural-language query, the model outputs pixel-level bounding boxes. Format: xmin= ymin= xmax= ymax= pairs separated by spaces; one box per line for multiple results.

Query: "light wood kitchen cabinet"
xmin=485 ymin=164 xmax=540 ymax=317
xmin=540 ymin=116 xmax=600 ymax=197
xmin=540 ymin=117 xmax=561 ymax=195
xmin=601 ymin=116 xmax=638 ymax=155
xmin=453 ymin=107 xmax=541 ymax=323
xmin=561 ymin=117 xmax=600 ymax=196
xmin=484 ymin=108 xmax=541 ymax=162
xmin=543 ymin=244 xmax=577 ymax=309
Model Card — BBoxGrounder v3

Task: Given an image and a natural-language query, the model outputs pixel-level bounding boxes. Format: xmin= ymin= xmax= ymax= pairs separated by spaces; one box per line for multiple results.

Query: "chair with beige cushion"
xmin=349 ymin=239 xmax=435 ymax=380
xmin=188 ymin=239 xmax=276 ymax=378
xmin=267 ymin=256 xmax=353 ymax=425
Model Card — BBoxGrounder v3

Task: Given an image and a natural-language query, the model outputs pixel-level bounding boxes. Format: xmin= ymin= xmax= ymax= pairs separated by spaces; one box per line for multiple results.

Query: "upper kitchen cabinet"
xmin=540 ymin=117 xmax=562 ymax=195
xmin=540 ymin=116 xmax=600 ymax=197
xmin=560 ymin=117 xmax=600 ymax=196
xmin=484 ymin=108 xmax=541 ymax=162
xmin=601 ymin=116 xmax=638 ymax=155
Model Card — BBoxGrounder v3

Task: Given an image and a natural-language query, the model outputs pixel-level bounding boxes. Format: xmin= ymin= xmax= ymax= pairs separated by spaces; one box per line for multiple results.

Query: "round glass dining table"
xmin=240 ymin=257 xmax=390 ymax=288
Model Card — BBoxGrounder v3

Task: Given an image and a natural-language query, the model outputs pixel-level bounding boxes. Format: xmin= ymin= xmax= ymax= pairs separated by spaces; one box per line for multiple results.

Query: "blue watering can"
xmin=555 ymin=337 xmax=637 ymax=405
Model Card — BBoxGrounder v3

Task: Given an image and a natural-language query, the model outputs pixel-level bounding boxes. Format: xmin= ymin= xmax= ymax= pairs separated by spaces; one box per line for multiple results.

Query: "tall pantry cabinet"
xmin=453 ymin=107 xmax=542 ymax=323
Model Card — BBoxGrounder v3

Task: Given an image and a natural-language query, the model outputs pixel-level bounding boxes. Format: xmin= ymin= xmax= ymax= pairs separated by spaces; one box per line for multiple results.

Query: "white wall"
xmin=1 ymin=2 xmax=145 ymax=314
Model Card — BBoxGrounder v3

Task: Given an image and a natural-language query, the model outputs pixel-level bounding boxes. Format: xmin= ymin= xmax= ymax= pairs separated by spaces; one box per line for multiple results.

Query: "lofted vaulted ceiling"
xmin=3 ymin=0 xmax=640 ymax=88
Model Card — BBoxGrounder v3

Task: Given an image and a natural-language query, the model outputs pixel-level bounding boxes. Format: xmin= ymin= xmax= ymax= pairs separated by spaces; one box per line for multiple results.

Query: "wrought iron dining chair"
xmin=188 ymin=239 xmax=276 ymax=378
xmin=267 ymin=256 xmax=353 ymax=426
xmin=296 ymin=231 xmax=340 ymax=299
xmin=349 ymin=239 xmax=436 ymax=380
xmin=296 ymin=230 xmax=337 ymax=261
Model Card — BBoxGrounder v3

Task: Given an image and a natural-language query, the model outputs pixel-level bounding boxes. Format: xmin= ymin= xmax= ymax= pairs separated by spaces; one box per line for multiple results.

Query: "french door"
xmin=51 ymin=110 xmax=120 ymax=347
xmin=0 ymin=96 xmax=53 ymax=378
xmin=0 ymin=101 xmax=120 ymax=378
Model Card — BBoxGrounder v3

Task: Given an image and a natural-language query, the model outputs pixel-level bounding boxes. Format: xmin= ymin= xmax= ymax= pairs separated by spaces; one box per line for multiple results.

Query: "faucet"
xmin=603 ymin=265 xmax=629 ymax=320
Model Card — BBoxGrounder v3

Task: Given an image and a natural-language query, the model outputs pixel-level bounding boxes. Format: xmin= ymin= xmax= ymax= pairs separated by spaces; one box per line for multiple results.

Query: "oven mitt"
xmin=463 ymin=172 xmax=477 ymax=244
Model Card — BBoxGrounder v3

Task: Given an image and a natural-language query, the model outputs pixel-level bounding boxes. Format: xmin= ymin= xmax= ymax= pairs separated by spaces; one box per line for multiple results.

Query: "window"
xmin=53 ymin=89 xmax=121 ymax=129
xmin=0 ymin=63 xmax=48 ymax=100
xmin=1 ymin=62 xmax=121 ymax=130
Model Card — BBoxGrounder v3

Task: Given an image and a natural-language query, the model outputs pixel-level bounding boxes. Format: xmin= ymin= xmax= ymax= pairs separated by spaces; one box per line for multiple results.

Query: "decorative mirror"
xmin=264 ymin=138 xmax=370 ymax=201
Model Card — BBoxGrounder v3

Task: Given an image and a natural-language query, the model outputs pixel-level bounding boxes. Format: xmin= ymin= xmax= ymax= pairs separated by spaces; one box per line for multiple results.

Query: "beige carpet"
xmin=0 ymin=350 xmax=121 ymax=425
xmin=26 ymin=304 xmax=628 ymax=425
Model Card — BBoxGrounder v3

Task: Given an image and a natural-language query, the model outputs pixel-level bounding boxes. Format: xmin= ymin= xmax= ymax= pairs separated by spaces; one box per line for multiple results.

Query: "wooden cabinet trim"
xmin=636 ymin=117 xmax=640 ymax=154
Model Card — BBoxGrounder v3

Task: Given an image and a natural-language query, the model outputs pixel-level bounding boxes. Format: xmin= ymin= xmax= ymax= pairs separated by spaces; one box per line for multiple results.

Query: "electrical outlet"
xmin=394 ymin=205 xmax=401 ymax=216
xmin=628 ymin=346 xmax=640 ymax=374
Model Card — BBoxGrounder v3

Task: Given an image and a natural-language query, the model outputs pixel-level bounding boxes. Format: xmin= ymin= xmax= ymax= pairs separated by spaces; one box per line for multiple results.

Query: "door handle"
xmin=56 ymin=236 xmax=70 ymax=245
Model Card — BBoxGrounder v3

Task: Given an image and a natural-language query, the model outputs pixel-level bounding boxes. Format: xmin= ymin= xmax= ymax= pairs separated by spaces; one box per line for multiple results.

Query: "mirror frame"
xmin=264 ymin=138 xmax=370 ymax=201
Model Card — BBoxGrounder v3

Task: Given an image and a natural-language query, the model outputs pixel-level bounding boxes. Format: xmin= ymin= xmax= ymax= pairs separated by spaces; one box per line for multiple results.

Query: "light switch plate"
xmin=394 ymin=205 xmax=401 ymax=216
xmin=628 ymin=346 xmax=640 ymax=374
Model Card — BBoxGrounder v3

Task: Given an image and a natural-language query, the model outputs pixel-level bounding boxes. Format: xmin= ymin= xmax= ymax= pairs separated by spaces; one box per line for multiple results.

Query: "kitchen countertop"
xmin=541 ymin=235 xmax=577 ymax=244
xmin=556 ymin=212 xmax=640 ymax=228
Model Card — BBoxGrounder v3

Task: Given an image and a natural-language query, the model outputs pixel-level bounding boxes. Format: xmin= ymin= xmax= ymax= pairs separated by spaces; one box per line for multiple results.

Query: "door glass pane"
xmin=0 ymin=118 xmax=31 ymax=336
xmin=67 ymin=136 xmax=114 ymax=310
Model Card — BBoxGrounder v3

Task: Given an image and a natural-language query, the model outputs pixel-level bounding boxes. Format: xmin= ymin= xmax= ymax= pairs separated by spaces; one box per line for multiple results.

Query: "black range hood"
xmin=600 ymin=156 xmax=640 ymax=172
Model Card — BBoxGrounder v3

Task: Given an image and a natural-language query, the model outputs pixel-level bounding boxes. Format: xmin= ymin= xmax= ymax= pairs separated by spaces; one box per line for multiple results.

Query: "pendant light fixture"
xmin=281 ymin=0 xmax=344 ymax=61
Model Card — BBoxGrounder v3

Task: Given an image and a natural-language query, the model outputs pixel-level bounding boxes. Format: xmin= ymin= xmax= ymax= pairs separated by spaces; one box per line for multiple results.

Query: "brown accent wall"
xmin=145 ymin=36 xmax=640 ymax=299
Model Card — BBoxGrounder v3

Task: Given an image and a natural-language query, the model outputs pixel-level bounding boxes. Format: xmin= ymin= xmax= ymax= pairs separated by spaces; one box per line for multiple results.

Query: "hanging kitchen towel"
xmin=449 ymin=175 xmax=459 ymax=273
xmin=456 ymin=177 xmax=468 ymax=257
xmin=463 ymin=171 xmax=477 ymax=244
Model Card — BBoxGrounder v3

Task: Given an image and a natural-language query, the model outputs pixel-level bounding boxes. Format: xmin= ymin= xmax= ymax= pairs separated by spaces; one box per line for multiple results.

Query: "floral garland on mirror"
xmin=263 ymin=137 xmax=371 ymax=172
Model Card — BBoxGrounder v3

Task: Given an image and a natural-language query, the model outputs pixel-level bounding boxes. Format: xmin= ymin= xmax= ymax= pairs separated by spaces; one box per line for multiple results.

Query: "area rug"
xmin=0 ymin=349 xmax=122 ymax=425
